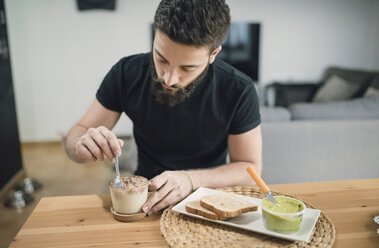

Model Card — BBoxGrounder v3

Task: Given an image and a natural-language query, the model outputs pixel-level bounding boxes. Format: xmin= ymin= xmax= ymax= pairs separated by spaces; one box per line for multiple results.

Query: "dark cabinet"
xmin=0 ymin=0 xmax=23 ymax=191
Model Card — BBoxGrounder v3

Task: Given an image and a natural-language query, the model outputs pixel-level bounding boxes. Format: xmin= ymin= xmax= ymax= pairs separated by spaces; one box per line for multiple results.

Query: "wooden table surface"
xmin=9 ymin=178 xmax=379 ymax=248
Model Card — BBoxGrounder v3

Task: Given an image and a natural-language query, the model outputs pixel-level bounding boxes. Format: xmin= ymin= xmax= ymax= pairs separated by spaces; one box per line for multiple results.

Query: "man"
xmin=64 ymin=0 xmax=262 ymax=216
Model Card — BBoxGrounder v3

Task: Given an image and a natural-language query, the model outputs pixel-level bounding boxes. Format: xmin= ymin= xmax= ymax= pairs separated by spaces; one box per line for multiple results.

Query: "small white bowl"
xmin=261 ymin=196 xmax=306 ymax=234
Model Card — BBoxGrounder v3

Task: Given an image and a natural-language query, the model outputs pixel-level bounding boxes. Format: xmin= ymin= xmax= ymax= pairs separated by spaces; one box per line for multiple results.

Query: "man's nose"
xmin=163 ymin=69 xmax=179 ymax=87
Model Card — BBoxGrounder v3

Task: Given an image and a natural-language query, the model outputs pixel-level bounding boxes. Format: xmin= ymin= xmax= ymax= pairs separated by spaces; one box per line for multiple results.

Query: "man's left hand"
xmin=142 ymin=170 xmax=192 ymax=216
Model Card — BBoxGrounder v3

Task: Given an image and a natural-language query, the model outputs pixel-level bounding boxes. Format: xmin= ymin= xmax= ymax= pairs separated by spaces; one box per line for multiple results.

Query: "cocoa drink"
xmin=109 ymin=176 xmax=148 ymax=215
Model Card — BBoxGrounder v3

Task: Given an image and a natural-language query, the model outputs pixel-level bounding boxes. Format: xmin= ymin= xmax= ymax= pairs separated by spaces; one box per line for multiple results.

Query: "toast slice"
xmin=185 ymin=200 xmax=227 ymax=220
xmin=200 ymin=193 xmax=258 ymax=218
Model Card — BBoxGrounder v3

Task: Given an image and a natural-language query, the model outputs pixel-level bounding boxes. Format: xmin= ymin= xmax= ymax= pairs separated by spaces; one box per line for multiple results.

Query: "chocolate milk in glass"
xmin=109 ymin=176 xmax=148 ymax=214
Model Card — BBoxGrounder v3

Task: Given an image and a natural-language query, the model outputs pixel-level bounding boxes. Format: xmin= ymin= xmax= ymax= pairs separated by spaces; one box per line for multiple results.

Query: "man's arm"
xmin=143 ymin=125 xmax=262 ymax=215
xmin=191 ymin=124 xmax=262 ymax=188
xmin=64 ymin=99 xmax=123 ymax=163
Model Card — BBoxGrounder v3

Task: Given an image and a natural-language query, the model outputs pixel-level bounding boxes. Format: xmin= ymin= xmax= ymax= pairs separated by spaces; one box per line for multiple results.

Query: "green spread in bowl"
xmin=261 ymin=196 xmax=305 ymax=234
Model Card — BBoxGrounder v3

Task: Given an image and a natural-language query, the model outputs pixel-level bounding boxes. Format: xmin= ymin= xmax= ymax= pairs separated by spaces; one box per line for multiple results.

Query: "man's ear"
xmin=209 ymin=45 xmax=222 ymax=64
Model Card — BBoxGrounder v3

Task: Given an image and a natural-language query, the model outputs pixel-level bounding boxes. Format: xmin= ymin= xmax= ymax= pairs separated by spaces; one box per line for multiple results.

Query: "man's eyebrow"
xmin=155 ymin=49 xmax=168 ymax=61
xmin=154 ymin=48 xmax=201 ymax=68
xmin=182 ymin=64 xmax=199 ymax=68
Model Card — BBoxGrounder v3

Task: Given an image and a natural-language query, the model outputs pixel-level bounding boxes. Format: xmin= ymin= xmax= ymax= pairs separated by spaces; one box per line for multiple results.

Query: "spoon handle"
xmin=246 ymin=166 xmax=269 ymax=194
xmin=247 ymin=166 xmax=278 ymax=204
xmin=115 ymin=156 xmax=120 ymax=179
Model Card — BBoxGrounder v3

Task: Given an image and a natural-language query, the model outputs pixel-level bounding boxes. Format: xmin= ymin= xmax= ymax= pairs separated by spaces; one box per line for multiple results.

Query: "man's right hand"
xmin=74 ymin=126 xmax=124 ymax=163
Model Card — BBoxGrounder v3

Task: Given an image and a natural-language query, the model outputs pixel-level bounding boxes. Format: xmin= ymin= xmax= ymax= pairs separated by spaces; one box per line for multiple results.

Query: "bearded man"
xmin=64 ymin=0 xmax=262 ymax=216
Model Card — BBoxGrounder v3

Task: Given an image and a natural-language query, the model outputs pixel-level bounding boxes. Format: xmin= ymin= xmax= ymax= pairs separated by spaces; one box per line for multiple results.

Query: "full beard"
xmin=150 ymin=54 xmax=209 ymax=107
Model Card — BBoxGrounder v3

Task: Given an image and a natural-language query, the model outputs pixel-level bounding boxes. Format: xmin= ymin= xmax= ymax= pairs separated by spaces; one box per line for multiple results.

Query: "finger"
xmin=88 ymin=129 xmax=114 ymax=161
xmin=142 ymin=187 xmax=172 ymax=215
xmin=143 ymin=180 xmax=171 ymax=213
xmin=82 ymin=137 xmax=104 ymax=161
xmin=148 ymin=173 xmax=168 ymax=191
xmin=75 ymin=144 xmax=96 ymax=162
xmin=98 ymin=127 xmax=121 ymax=157
xmin=149 ymin=190 xmax=179 ymax=215
xmin=118 ymin=139 xmax=124 ymax=148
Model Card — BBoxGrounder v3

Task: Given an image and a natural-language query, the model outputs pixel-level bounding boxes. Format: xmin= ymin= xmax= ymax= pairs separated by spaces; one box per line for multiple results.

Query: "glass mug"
xmin=109 ymin=175 xmax=149 ymax=215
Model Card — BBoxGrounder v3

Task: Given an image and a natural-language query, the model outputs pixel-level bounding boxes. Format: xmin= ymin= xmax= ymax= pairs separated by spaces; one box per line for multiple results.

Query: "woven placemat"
xmin=160 ymin=186 xmax=335 ymax=248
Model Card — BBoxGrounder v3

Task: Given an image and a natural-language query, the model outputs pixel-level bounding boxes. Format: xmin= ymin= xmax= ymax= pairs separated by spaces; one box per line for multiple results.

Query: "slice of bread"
xmin=185 ymin=200 xmax=227 ymax=220
xmin=200 ymin=193 xmax=258 ymax=218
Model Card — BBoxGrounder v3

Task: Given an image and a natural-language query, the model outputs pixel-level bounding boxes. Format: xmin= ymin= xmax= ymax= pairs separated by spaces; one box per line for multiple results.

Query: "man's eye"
xmin=158 ymin=59 xmax=168 ymax=64
xmin=182 ymin=68 xmax=195 ymax=72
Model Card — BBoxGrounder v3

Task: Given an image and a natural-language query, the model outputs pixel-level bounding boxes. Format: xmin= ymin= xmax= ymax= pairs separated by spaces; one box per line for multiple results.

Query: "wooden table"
xmin=9 ymin=178 xmax=379 ymax=248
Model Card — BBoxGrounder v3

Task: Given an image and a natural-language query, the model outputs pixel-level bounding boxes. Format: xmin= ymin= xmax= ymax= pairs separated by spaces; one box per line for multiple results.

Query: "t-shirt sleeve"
xmin=228 ymin=84 xmax=261 ymax=135
xmin=96 ymin=63 xmax=123 ymax=113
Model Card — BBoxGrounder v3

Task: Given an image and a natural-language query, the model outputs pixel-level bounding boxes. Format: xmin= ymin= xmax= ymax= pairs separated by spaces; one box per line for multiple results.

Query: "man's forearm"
xmin=64 ymin=124 xmax=88 ymax=163
xmin=188 ymin=162 xmax=261 ymax=190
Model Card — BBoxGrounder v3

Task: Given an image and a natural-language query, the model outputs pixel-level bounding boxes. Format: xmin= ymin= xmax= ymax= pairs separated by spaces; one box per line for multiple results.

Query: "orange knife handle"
xmin=246 ymin=166 xmax=270 ymax=194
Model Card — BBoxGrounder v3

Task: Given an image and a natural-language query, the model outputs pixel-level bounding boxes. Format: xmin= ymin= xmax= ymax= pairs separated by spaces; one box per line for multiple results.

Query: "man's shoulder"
xmin=113 ymin=53 xmax=150 ymax=72
xmin=212 ymin=59 xmax=254 ymax=90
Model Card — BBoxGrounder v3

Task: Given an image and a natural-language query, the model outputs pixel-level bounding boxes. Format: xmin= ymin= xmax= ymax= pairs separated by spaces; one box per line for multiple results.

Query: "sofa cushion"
xmin=289 ymin=95 xmax=379 ymax=120
xmin=321 ymin=67 xmax=373 ymax=92
xmin=260 ymin=107 xmax=291 ymax=122
xmin=365 ymin=73 xmax=379 ymax=97
xmin=363 ymin=87 xmax=379 ymax=97
xmin=312 ymin=75 xmax=362 ymax=102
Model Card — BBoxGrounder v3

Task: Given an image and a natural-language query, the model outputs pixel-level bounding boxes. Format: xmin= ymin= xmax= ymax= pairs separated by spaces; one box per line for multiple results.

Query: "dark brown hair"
xmin=154 ymin=0 xmax=231 ymax=53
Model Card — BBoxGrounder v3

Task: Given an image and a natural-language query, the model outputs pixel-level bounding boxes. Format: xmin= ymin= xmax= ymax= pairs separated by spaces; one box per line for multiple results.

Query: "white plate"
xmin=172 ymin=187 xmax=321 ymax=242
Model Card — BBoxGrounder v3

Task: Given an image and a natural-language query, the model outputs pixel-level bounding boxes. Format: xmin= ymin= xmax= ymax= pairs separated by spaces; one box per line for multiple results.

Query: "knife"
xmin=246 ymin=166 xmax=278 ymax=204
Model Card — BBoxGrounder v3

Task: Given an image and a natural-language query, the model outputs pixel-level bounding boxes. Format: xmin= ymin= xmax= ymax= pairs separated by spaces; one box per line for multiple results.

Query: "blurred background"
xmin=1 ymin=0 xmax=379 ymax=247
xmin=5 ymin=0 xmax=379 ymax=141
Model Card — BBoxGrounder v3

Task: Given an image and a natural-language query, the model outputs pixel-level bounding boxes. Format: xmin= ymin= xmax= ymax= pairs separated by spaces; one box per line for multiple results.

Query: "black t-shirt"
xmin=96 ymin=53 xmax=260 ymax=179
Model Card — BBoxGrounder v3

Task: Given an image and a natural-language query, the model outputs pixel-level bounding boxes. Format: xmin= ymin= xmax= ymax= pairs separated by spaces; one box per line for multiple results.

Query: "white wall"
xmin=227 ymin=0 xmax=379 ymax=83
xmin=5 ymin=0 xmax=379 ymax=142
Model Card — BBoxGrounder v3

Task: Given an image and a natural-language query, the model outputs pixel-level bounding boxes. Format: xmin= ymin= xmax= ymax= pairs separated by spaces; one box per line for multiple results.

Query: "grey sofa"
xmin=261 ymin=118 xmax=379 ymax=184
xmin=261 ymin=67 xmax=379 ymax=184
xmin=264 ymin=66 xmax=379 ymax=108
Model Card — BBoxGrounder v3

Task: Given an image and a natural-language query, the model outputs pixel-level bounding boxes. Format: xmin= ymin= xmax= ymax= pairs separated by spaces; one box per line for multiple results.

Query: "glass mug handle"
xmin=147 ymin=180 xmax=156 ymax=200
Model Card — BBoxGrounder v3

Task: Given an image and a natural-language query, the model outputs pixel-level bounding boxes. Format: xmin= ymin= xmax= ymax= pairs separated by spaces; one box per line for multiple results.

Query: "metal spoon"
xmin=112 ymin=156 xmax=123 ymax=188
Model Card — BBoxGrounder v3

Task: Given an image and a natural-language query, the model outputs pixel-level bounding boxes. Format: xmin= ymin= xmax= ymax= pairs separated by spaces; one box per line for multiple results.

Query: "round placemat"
xmin=160 ymin=186 xmax=335 ymax=248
